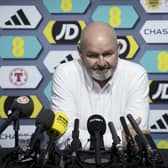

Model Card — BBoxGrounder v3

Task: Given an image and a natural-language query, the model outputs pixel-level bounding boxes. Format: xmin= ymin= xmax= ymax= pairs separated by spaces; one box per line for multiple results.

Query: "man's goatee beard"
xmin=90 ymin=68 xmax=114 ymax=81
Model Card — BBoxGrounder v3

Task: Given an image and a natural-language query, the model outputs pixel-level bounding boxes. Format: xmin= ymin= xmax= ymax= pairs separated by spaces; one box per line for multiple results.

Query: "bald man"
xmin=51 ymin=22 xmax=149 ymax=150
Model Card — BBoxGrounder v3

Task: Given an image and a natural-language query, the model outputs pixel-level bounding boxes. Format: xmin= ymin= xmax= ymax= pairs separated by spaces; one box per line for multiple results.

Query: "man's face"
xmin=78 ymin=40 xmax=120 ymax=81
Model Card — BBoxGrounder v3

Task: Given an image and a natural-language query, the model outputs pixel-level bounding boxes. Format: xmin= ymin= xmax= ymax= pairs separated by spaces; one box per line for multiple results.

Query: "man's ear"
xmin=77 ymin=42 xmax=81 ymax=54
xmin=116 ymin=41 xmax=121 ymax=56
xmin=117 ymin=41 xmax=122 ymax=50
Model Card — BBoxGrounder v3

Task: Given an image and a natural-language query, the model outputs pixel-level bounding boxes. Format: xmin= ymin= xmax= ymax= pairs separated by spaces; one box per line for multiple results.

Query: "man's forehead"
xmin=84 ymin=47 xmax=117 ymax=54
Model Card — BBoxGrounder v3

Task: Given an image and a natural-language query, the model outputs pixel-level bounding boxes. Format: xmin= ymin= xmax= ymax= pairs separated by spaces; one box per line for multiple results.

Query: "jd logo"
xmin=152 ymin=83 xmax=168 ymax=100
xmin=52 ymin=21 xmax=81 ymax=44
xmin=150 ymin=81 xmax=168 ymax=103
xmin=44 ymin=20 xmax=86 ymax=44
xmin=55 ymin=24 xmax=79 ymax=40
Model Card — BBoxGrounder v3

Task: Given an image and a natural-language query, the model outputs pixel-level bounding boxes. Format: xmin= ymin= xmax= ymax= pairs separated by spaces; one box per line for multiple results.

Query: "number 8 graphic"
xmin=109 ymin=6 xmax=121 ymax=27
xmin=61 ymin=0 xmax=72 ymax=12
xmin=12 ymin=37 xmax=24 ymax=57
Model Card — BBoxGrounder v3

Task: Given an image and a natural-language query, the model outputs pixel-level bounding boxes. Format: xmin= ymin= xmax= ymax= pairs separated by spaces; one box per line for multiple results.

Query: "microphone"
xmin=87 ymin=114 xmax=106 ymax=167
xmin=70 ymin=118 xmax=81 ymax=153
xmin=0 ymin=96 xmax=33 ymax=134
xmin=42 ymin=111 xmax=69 ymax=167
xmin=126 ymin=114 xmax=153 ymax=155
xmin=108 ymin=121 xmax=125 ymax=161
xmin=48 ymin=111 xmax=69 ymax=137
xmin=27 ymin=109 xmax=55 ymax=154
xmin=120 ymin=116 xmax=136 ymax=155
xmin=127 ymin=114 xmax=164 ymax=165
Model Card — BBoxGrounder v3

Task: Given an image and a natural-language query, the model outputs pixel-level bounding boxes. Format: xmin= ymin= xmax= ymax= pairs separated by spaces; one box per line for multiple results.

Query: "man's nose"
xmin=97 ymin=55 xmax=105 ymax=66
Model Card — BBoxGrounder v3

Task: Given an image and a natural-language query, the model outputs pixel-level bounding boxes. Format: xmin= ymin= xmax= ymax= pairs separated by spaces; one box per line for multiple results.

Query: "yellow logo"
xmin=157 ymin=140 xmax=168 ymax=149
xmin=126 ymin=35 xmax=139 ymax=59
xmin=157 ymin=51 xmax=168 ymax=72
xmin=61 ymin=0 xmax=72 ymax=12
xmin=145 ymin=0 xmax=161 ymax=9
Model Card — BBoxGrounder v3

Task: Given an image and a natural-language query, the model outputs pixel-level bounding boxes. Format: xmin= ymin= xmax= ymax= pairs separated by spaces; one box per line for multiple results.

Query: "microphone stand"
xmin=41 ymin=132 xmax=57 ymax=168
xmin=0 ymin=111 xmax=19 ymax=134
xmin=13 ymin=118 xmax=22 ymax=164
xmin=1 ymin=119 xmax=22 ymax=168
xmin=111 ymin=142 xmax=127 ymax=168
xmin=0 ymin=112 xmax=21 ymax=167
xmin=95 ymin=132 xmax=101 ymax=168
xmin=0 ymin=111 xmax=20 ymax=150
xmin=13 ymin=118 xmax=20 ymax=149
xmin=68 ymin=118 xmax=81 ymax=168
xmin=143 ymin=144 xmax=158 ymax=168
xmin=134 ymin=134 xmax=156 ymax=168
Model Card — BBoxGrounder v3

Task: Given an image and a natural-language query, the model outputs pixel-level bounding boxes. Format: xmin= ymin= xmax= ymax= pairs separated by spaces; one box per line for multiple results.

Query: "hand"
xmin=121 ymin=116 xmax=150 ymax=153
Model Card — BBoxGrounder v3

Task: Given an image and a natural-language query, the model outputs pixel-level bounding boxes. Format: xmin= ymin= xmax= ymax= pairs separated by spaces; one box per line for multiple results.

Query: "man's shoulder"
xmin=54 ymin=59 xmax=82 ymax=76
xmin=119 ymin=59 xmax=147 ymax=74
xmin=117 ymin=59 xmax=148 ymax=86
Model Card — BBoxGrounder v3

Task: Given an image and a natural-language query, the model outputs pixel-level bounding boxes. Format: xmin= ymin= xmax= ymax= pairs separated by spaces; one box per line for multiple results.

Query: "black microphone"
xmin=120 ymin=116 xmax=136 ymax=155
xmin=0 ymin=96 xmax=33 ymax=134
xmin=27 ymin=109 xmax=55 ymax=154
xmin=126 ymin=114 xmax=153 ymax=154
xmin=87 ymin=114 xmax=106 ymax=167
xmin=108 ymin=121 xmax=125 ymax=161
xmin=127 ymin=114 xmax=164 ymax=165
xmin=70 ymin=118 xmax=81 ymax=153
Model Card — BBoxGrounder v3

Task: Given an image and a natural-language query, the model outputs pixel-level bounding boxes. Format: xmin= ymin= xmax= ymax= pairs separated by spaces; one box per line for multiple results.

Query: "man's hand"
xmin=122 ymin=116 xmax=150 ymax=153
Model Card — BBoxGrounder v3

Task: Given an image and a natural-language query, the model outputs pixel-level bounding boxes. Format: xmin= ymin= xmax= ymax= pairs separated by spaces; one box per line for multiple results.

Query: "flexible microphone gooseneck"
xmin=87 ymin=114 xmax=106 ymax=167
xmin=28 ymin=109 xmax=55 ymax=155
xmin=120 ymin=116 xmax=137 ymax=157
xmin=70 ymin=118 xmax=81 ymax=153
xmin=108 ymin=121 xmax=125 ymax=162
xmin=127 ymin=114 xmax=153 ymax=154
xmin=126 ymin=113 xmax=160 ymax=166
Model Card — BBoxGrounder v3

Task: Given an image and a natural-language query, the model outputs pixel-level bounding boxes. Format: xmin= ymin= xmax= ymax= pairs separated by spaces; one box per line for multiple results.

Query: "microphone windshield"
xmin=50 ymin=112 xmax=69 ymax=137
xmin=87 ymin=114 xmax=106 ymax=135
xmin=10 ymin=96 xmax=34 ymax=118
xmin=36 ymin=109 xmax=55 ymax=129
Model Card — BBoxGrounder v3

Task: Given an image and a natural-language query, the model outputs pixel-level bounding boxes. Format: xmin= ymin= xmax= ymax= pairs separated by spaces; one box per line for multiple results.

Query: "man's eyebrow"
xmin=86 ymin=49 xmax=114 ymax=54
xmin=103 ymin=49 xmax=115 ymax=53
xmin=86 ymin=51 xmax=98 ymax=54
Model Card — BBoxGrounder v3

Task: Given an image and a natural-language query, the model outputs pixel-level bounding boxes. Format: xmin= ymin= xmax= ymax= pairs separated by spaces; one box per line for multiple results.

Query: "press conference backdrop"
xmin=0 ymin=0 xmax=168 ymax=149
